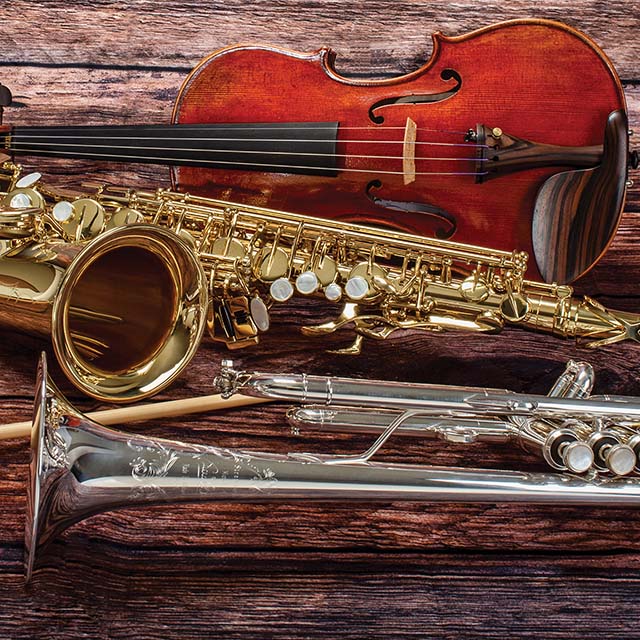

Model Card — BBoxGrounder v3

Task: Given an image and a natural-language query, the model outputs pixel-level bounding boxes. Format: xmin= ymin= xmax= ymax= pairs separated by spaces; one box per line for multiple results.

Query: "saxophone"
xmin=0 ymin=161 xmax=638 ymax=400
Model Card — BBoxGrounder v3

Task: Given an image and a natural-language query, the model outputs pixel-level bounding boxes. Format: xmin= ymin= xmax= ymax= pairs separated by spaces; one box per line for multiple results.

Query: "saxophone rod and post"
xmin=24 ymin=354 xmax=640 ymax=582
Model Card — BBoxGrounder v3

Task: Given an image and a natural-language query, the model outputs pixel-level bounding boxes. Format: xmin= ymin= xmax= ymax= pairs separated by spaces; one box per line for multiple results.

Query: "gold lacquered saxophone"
xmin=1 ymin=162 xmax=639 ymax=400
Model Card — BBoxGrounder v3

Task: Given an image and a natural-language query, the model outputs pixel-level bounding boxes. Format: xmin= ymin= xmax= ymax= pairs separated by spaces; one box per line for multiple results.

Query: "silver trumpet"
xmin=26 ymin=354 xmax=640 ymax=581
xmin=215 ymin=360 xmax=640 ymax=477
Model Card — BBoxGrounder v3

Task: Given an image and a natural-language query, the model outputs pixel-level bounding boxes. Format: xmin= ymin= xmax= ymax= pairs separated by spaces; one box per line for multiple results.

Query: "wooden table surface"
xmin=1 ymin=1 xmax=640 ymax=638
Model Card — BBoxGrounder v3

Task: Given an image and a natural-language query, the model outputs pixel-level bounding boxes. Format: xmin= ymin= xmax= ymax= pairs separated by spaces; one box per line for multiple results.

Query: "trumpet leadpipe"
xmin=219 ymin=359 xmax=640 ymax=475
xmin=287 ymin=407 xmax=595 ymax=474
xmin=216 ymin=361 xmax=640 ymax=423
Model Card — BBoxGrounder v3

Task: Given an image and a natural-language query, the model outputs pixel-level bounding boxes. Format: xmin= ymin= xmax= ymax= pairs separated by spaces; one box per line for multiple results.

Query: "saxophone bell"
xmin=0 ymin=219 xmax=209 ymax=402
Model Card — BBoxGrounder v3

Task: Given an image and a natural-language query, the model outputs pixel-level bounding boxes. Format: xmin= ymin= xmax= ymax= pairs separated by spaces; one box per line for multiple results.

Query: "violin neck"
xmin=4 ymin=122 xmax=340 ymax=176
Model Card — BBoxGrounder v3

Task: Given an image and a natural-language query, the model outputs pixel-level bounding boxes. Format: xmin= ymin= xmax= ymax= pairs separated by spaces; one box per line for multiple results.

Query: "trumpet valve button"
xmin=52 ymin=200 xmax=75 ymax=222
xmin=345 ymin=276 xmax=369 ymax=300
xmin=250 ymin=296 xmax=270 ymax=331
xmin=606 ymin=444 xmax=636 ymax=476
xmin=15 ymin=172 xmax=42 ymax=189
xmin=296 ymin=271 xmax=319 ymax=295
xmin=324 ymin=282 xmax=342 ymax=302
xmin=270 ymin=277 xmax=294 ymax=302
xmin=562 ymin=441 xmax=594 ymax=474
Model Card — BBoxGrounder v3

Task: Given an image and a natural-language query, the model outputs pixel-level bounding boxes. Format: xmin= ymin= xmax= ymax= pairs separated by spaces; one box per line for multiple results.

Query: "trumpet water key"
xmin=2 ymin=161 xmax=640 ymax=400
xmin=24 ymin=354 xmax=640 ymax=582
xmin=215 ymin=360 xmax=640 ymax=476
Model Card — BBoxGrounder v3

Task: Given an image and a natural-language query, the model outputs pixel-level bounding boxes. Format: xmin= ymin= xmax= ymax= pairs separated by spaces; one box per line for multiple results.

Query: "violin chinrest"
xmin=532 ymin=109 xmax=629 ymax=284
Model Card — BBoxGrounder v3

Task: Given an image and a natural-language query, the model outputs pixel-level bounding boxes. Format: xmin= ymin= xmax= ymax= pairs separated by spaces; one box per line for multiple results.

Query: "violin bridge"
xmin=402 ymin=117 xmax=417 ymax=185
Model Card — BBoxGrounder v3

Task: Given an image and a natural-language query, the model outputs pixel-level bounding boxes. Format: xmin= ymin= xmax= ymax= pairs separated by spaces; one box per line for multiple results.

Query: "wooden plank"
xmin=2 ymin=550 xmax=640 ymax=639
xmin=1 ymin=1 xmax=639 ymax=78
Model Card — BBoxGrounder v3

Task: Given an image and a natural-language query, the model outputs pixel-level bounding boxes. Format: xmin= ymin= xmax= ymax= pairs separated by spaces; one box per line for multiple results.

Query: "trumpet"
xmin=215 ymin=360 xmax=640 ymax=477
xmin=25 ymin=355 xmax=640 ymax=581
xmin=2 ymin=162 xmax=640 ymax=400
xmin=25 ymin=353 xmax=640 ymax=582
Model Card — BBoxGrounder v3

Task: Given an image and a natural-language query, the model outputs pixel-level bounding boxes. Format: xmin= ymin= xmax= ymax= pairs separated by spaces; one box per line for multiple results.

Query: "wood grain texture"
xmin=1 ymin=1 xmax=640 ymax=638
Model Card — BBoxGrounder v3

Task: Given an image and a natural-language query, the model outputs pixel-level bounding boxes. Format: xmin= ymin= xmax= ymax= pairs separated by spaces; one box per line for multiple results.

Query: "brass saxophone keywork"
xmin=1 ymin=161 xmax=639 ymax=401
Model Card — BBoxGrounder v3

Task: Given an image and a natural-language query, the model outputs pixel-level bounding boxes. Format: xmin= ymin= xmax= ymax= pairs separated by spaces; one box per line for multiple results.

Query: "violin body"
xmin=172 ymin=19 xmax=627 ymax=282
xmin=3 ymin=20 xmax=630 ymax=283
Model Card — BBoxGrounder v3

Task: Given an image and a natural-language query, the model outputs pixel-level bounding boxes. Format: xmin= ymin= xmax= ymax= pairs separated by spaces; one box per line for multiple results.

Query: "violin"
xmin=1 ymin=19 xmax=635 ymax=283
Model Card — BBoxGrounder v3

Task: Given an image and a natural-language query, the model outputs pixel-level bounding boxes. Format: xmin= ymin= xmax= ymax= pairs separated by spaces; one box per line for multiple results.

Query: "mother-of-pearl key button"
xmin=606 ymin=444 xmax=637 ymax=476
xmin=324 ymin=282 xmax=342 ymax=301
xmin=52 ymin=201 xmax=75 ymax=222
xmin=250 ymin=296 xmax=270 ymax=331
xmin=562 ymin=441 xmax=594 ymax=474
xmin=295 ymin=271 xmax=319 ymax=295
xmin=10 ymin=193 xmax=33 ymax=208
xmin=15 ymin=172 xmax=42 ymax=189
xmin=345 ymin=276 xmax=369 ymax=300
xmin=270 ymin=277 xmax=294 ymax=302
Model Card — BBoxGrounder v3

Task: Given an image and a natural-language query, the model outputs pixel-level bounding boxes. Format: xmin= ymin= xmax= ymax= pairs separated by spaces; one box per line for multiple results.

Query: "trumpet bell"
xmin=26 ymin=353 xmax=71 ymax=582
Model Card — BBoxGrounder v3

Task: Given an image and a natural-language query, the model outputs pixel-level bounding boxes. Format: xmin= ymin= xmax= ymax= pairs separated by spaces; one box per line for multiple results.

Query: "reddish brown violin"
xmin=1 ymin=19 xmax=635 ymax=283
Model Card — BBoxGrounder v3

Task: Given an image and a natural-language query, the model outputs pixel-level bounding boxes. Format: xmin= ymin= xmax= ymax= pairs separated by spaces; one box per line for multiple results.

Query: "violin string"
xmin=7 ymin=146 xmax=488 ymax=177
xmin=8 ymin=141 xmax=485 ymax=163
xmin=9 ymin=135 xmax=482 ymax=148
xmin=14 ymin=124 xmax=472 ymax=135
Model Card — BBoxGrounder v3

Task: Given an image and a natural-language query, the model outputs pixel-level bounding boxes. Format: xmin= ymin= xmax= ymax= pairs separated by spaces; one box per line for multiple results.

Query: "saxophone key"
xmin=460 ymin=275 xmax=490 ymax=302
xmin=105 ymin=207 xmax=144 ymax=229
xmin=211 ymin=236 xmax=245 ymax=258
xmin=345 ymin=276 xmax=369 ymax=300
xmin=324 ymin=282 xmax=343 ymax=302
xmin=0 ymin=206 xmax=39 ymax=239
xmin=4 ymin=186 xmax=45 ymax=210
xmin=500 ymin=292 xmax=529 ymax=322
xmin=250 ymin=295 xmax=270 ymax=331
xmin=345 ymin=262 xmax=387 ymax=300
xmin=256 ymin=246 xmax=289 ymax=280
xmin=295 ymin=271 xmax=319 ymax=295
xmin=52 ymin=198 xmax=105 ymax=240
xmin=211 ymin=297 xmax=258 ymax=348
xmin=270 ymin=277 xmax=294 ymax=302
xmin=15 ymin=172 xmax=42 ymax=189
xmin=314 ymin=255 xmax=337 ymax=286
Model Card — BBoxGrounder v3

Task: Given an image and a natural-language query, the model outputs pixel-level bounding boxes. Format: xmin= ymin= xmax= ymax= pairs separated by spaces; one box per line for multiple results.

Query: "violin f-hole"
xmin=368 ymin=69 xmax=462 ymax=124
xmin=365 ymin=180 xmax=457 ymax=239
